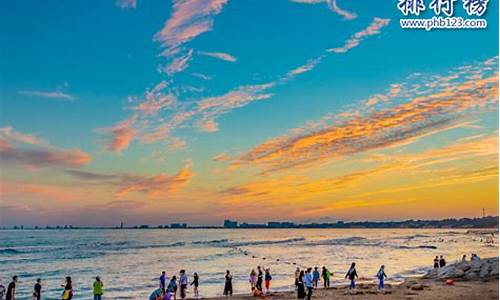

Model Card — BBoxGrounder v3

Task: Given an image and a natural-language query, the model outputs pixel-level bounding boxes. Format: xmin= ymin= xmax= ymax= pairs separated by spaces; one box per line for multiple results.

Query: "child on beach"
xmin=93 ymin=276 xmax=103 ymax=300
xmin=191 ymin=272 xmax=199 ymax=299
xmin=433 ymin=256 xmax=439 ymax=268
xmin=179 ymin=270 xmax=188 ymax=299
xmin=376 ymin=265 xmax=388 ymax=290
xmin=345 ymin=263 xmax=358 ymax=290
xmin=249 ymin=269 xmax=257 ymax=292
xmin=264 ymin=268 xmax=272 ymax=294
xmin=312 ymin=267 xmax=320 ymax=288
xmin=223 ymin=270 xmax=233 ymax=297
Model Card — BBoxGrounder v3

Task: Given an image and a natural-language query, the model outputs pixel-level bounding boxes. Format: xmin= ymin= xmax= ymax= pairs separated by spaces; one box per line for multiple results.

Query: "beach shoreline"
xmin=200 ymin=257 xmax=499 ymax=300
xmin=199 ymin=278 xmax=498 ymax=300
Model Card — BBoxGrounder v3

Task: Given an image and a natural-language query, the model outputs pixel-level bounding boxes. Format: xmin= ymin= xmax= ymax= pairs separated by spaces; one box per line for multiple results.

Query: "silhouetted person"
xmin=433 ymin=256 xmax=439 ymax=268
xmin=190 ymin=272 xmax=199 ymax=299
xmin=6 ymin=276 xmax=17 ymax=300
xmin=297 ymin=270 xmax=306 ymax=299
xmin=33 ymin=278 xmax=42 ymax=300
xmin=223 ymin=270 xmax=233 ymax=296
xmin=256 ymin=266 xmax=263 ymax=291
xmin=345 ymin=262 xmax=358 ymax=290
xmin=439 ymin=255 xmax=446 ymax=267
xmin=377 ymin=265 xmax=388 ymax=289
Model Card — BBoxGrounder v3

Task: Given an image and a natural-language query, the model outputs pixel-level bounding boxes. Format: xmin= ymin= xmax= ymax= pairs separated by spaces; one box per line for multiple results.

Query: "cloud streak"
xmin=0 ymin=126 xmax=91 ymax=168
xmin=18 ymin=90 xmax=75 ymax=101
xmin=199 ymin=51 xmax=237 ymax=62
xmin=329 ymin=17 xmax=390 ymax=53
xmin=234 ymin=61 xmax=498 ymax=173
xmin=66 ymin=163 xmax=194 ymax=199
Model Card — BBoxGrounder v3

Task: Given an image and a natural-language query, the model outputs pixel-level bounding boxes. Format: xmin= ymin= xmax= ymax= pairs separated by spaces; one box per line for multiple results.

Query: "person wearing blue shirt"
xmin=304 ymin=268 xmax=313 ymax=300
xmin=160 ymin=271 xmax=167 ymax=292
xmin=312 ymin=267 xmax=320 ymax=288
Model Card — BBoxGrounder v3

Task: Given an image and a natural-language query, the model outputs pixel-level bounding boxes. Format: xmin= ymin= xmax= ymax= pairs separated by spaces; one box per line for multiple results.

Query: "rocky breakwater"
xmin=423 ymin=257 xmax=499 ymax=281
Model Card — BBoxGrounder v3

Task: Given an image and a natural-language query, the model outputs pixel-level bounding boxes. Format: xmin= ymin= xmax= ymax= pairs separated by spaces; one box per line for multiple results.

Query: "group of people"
xmin=433 ymin=255 xmax=447 ymax=268
xmin=464 ymin=253 xmax=481 ymax=261
xmin=246 ymin=266 xmax=272 ymax=297
xmin=0 ymin=275 xmax=103 ymax=300
xmin=294 ymin=263 xmax=388 ymax=300
xmin=151 ymin=270 xmax=199 ymax=300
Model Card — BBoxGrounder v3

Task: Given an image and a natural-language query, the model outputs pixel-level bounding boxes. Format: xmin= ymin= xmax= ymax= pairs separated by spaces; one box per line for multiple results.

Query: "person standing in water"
xmin=264 ymin=268 xmax=272 ymax=294
xmin=249 ymin=269 xmax=257 ymax=292
xmin=304 ymin=268 xmax=313 ymax=300
xmin=61 ymin=276 xmax=73 ymax=300
xmin=312 ymin=267 xmax=320 ymax=288
xmin=345 ymin=263 xmax=358 ymax=290
xmin=93 ymin=276 xmax=104 ymax=300
xmin=160 ymin=271 xmax=167 ymax=292
xmin=179 ymin=270 xmax=188 ymax=299
xmin=223 ymin=270 xmax=233 ymax=297
xmin=256 ymin=266 xmax=263 ymax=292
xmin=6 ymin=276 xmax=17 ymax=300
xmin=190 ymin=273 xmax=199 ymax=299
xmin=376 ymin=265 xmax=388 ymax=290
xmin=297 ymin=270 xmax=306 ymax=300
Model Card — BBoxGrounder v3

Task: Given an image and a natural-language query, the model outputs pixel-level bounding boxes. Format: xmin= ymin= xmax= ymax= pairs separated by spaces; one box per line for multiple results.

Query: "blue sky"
xmin=0 ymin=0 xmax=498 ymax=226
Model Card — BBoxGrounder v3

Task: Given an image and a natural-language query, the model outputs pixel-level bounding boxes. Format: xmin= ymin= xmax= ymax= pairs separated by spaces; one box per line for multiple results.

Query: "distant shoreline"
xmin=1 ymin=215 xmax=498 ymax=230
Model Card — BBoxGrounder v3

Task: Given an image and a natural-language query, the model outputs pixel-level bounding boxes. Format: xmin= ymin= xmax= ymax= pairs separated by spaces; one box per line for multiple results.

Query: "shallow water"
xmin=1 ymin=228 xmax=497 ymax=299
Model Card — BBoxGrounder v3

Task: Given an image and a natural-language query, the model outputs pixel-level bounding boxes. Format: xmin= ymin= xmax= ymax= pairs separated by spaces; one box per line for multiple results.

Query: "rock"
xmin=410 ymin=284 xmax=424 ymax=290
xmin=423 ymin=257 xmax=499 ymax=281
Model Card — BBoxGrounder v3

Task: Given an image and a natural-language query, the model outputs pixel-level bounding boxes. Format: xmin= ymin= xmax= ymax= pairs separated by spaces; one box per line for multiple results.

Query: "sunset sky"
xmin=1 ymin=0 xmax=498 ymax=226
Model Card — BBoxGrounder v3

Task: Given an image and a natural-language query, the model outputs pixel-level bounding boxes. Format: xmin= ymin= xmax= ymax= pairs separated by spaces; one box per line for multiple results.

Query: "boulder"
xmin=423 ymin=257 xmax=499 ymax=281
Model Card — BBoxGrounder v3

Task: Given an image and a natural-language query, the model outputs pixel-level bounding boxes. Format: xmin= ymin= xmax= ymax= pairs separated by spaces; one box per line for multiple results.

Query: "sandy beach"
xmin=205 ymin=257 xmax=499 ymax=300
xmin=204 ymin=278 xmax=498 ymax=300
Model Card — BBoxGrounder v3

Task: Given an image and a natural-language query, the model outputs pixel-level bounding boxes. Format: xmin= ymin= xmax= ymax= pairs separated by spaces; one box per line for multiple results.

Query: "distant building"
xmin=223 ymin=219 xmax=238 ymax=228
xmin=170 ymin=223 xmax=187 ymax=229
xmin=268 ymin=221 xmax=295 ymax=228
xmin=239 ymin=222 xmax=267 ymax=228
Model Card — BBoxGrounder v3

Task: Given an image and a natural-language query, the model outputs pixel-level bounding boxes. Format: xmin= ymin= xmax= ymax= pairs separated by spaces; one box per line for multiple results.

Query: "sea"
xmin=0 ymin=228 xmax=497 ymax=299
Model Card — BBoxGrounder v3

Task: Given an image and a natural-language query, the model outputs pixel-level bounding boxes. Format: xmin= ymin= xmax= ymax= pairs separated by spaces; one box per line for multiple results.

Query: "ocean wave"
xmin=397 ymin=245 xmax=437 ymax=249
xmin=192 ymin=239 xmax=230 ymax=245
xmin=0 ymin=248 xmax=21 ymax=254
xmin=303 ymin=236 xmax=373 ymax=246
xmin=227 ymin=237 xmax=306 ymax=247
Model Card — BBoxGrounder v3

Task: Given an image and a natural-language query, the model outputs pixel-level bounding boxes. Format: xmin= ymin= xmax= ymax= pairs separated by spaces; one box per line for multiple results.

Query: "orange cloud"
xmin=100 ymin=117 xmax=136 ymax=153
xmin=67 ymin=164 xmax=194 ymax=199
xmin=235 ymin=73 xmax=498 ymax=173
